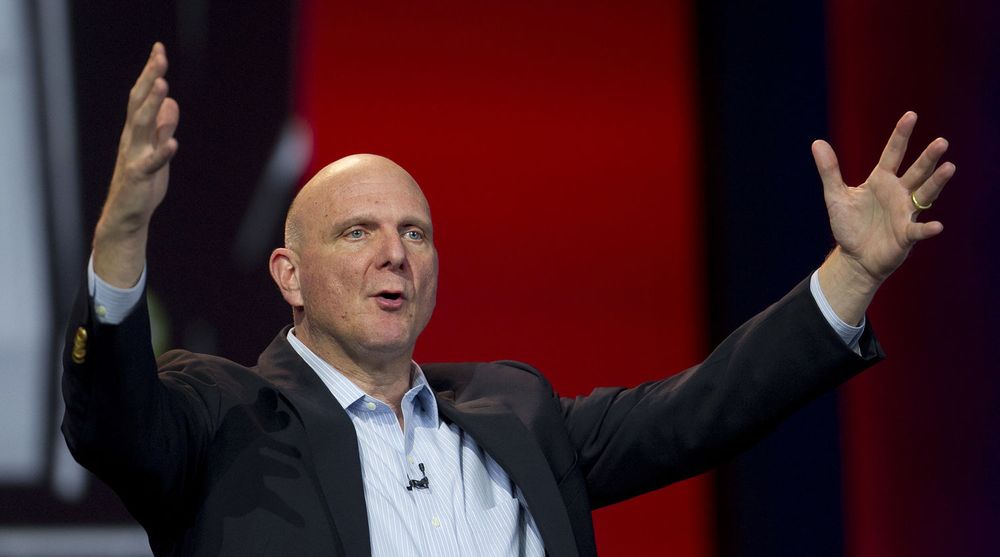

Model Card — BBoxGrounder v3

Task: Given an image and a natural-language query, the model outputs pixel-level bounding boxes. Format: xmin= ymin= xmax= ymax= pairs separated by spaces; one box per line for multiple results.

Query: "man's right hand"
xmin=93 ymin=42 xmax=179 ymax=288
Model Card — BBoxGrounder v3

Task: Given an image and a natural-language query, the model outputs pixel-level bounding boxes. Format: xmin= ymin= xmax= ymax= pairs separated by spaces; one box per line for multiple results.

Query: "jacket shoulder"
xmin=155 ymin=349 xmax=272 ymax=407
xmin=421 ymin=360 xmax=556 ymax=399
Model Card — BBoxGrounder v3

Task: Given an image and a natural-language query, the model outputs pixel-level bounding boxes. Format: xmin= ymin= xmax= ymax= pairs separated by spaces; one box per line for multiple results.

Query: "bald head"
xmin=269 ymin=153 xmax=438 ymax=371
xmin=284 ymin=154 xmax=429 ymax=250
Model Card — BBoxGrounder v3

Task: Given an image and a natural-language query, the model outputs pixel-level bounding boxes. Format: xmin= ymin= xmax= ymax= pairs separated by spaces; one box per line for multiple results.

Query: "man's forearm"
xmin=92 ymin=219 xmax=149 ymax=289
xmin=817 ymin=246 xmax=881 ymax=326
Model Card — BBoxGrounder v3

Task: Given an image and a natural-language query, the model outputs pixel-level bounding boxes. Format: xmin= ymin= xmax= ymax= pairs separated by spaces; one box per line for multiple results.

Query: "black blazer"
xmin=62 ymin=276 xmax=883 ymax=556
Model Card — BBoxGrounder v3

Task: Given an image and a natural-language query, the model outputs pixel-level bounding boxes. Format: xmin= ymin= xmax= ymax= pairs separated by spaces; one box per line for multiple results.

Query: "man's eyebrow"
xmin=331 ymin=214 xmax=378 ymax=230
xmin=402 ymin=217 xmax=434 ymax=235
xmin=331 ymin=214 xmax=434 ymax=233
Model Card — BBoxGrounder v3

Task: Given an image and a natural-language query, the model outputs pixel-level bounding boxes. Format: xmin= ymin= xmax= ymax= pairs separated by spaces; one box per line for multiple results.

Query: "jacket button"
xmin=71 ymin=327 xmax=88 ymax=364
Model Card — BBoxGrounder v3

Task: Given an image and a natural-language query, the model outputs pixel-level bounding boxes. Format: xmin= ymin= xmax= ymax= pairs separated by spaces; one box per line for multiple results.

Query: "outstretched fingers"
xmin=912 ymin=161 xmax=955 ymax=211
xmin=148 ymin=97 xmax=180 ymax=170
xmin=901 ymin=137 xmax=949 ymax=190
xmin=127 ymin=43 xmax=168 ymax=118
xmin=120 ymin=43 xmax=176 ymax=174
xmin=877 ymin=111 xmax=917 ymax=174
xmin=155 ymin=96 xmax=180 ymax=143
xmin=131 ymin=76 xmax=169 ymax=141
xmin=812 ymin=139 xmax=845 ymax=199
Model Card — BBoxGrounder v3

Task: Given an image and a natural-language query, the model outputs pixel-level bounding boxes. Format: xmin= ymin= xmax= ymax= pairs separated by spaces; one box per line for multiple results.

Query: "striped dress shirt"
xmin=286 ymin=330 xmax=544 ymax=556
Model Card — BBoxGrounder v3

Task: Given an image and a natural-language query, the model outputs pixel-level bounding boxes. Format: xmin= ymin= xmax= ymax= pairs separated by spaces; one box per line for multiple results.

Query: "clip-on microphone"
xmin=406 ymin=463 xmax=429 ymax=491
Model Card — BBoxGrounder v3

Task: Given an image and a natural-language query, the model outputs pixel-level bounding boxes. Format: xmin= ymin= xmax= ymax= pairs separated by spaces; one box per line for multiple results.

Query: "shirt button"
xmin=364 ymin=402 xmax=377 ymax=411
xmin=431 ymin=516 xmax=441 ymax=528
xmin=95 ymin=305 xmax=108 ymax=318
xmin=407 ymin=455 xmax=414 ymax=464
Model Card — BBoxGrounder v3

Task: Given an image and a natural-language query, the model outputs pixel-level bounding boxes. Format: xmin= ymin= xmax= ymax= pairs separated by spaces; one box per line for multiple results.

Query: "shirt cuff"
xmin=809 ymin=269 xmax=865 ymax=351
xmin=87 ymin=252 xmax=146 ymax=325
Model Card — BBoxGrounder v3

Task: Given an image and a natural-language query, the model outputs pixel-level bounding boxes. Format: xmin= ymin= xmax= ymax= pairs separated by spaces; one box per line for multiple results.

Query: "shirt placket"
xmin=404 ymin=390 xmax=462 ymax=555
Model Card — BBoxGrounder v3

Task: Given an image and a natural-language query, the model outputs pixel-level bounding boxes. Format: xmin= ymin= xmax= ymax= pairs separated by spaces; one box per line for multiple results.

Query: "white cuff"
xmin=809 ymin=270 xmax=865 ymax=351
xmin=87 ymin=252 xmax=146 ymax=325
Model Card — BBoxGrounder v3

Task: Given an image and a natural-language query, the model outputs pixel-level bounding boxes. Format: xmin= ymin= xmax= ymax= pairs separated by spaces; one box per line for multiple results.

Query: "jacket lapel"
xmin=436 ymin=393 xmax=579 ymax=557
xmin=256 ymin=328 xmax=371 ymax=557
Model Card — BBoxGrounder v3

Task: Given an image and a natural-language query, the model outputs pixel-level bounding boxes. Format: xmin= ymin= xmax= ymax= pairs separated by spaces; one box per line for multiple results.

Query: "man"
xmin=62 ymin=43 xmax=953 ymax=556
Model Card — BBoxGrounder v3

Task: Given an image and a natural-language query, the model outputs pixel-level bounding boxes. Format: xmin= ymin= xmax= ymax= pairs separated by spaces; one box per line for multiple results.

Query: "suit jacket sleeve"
xmin=559 ymin=276 xmax=885 ymax=509
xmin=61 ymin=274 xmax=217 ymax=530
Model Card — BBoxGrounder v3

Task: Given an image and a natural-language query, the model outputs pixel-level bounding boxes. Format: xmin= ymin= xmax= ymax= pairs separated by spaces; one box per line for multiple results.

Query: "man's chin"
xmin=358 ymin=333 xmax=417 ymax=360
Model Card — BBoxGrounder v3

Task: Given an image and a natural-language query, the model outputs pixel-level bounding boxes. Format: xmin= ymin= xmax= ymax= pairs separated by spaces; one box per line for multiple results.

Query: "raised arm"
xmin=814 ymin=112 xmax=953 ymax=324
xmin=93 ymin=42 xmax=179 ymax=288
xmin=63 ymin=43 xmax=202 ymax=527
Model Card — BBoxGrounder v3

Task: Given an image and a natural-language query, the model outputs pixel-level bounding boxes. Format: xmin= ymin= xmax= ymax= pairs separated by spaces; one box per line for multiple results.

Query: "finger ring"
xmin=911 ymin=192 xmax=932 ymax=211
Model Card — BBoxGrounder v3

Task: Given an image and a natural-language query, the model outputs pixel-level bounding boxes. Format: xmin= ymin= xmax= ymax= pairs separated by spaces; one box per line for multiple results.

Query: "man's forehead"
xmin=326 ymin=176 xmax=418 ymax=193
xmin=302 ymin=171 xmax=431 ymax=226
xmin=285 ymin=154 xmax=432 ymax=245
xmin=315 ymin=176 xmax=429 ymax=208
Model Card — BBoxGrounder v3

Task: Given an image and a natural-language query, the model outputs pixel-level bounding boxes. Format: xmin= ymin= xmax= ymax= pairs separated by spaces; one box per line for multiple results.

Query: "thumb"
xmin=811 ymin=139 xmax=845 ymax=201
xmin=155 ymin=97 xmax=180 ymax=146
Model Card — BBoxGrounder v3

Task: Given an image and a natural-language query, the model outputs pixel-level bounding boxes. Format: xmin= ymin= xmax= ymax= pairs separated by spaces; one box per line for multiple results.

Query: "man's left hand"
xmin=812 ymin=111 xmax=954 ymax=324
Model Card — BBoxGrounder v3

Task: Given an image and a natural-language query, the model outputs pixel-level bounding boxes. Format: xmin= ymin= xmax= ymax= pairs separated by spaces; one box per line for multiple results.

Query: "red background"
xmin=830 ymin=1 xmax=999 ymax=555
xmin=297 ymin=1 xmax=710 ymax=554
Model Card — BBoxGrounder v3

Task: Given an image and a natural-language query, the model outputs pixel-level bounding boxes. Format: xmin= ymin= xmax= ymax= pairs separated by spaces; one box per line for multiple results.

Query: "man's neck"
xmin=290 ymin=327 xmax=413 ymax=420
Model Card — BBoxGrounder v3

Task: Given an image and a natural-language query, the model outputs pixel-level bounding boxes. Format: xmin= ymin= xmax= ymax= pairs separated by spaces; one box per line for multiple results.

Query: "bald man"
xmin=63 ymin=44 xmax=952 ymax=556
xmin=269 ymin=155 xmax=439 ymax=427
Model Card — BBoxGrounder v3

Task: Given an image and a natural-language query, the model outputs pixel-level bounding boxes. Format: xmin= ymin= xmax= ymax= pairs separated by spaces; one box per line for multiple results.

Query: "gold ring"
xmin=911 ymin=192 xmax=932 ymax=211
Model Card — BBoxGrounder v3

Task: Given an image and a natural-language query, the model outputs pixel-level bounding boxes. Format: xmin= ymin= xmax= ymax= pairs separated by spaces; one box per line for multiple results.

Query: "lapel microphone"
xmin=406 ymin=463 xmax=430 ymax=491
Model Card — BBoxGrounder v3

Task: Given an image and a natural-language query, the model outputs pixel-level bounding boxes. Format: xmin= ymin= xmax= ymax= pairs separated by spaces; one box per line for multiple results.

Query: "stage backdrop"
xmin=829 ymin=1 xmax=1000 ymax=555
xmin=295 ymin=1 xmax=710 ymax=555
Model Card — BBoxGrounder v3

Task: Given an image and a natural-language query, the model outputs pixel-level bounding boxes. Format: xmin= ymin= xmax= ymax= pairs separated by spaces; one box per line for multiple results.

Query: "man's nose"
xmin=377 ymin=231 xmax=407 ymax=270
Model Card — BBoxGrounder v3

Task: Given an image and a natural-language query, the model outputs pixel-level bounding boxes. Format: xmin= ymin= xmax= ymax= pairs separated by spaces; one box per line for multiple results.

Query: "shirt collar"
xmin=285 ymin=328 xmax=438 ymax=420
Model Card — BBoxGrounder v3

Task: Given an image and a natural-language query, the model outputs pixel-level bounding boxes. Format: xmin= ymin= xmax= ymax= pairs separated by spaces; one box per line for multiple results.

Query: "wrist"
xmin=817 ymin=247 xmax=881 ymax=326
xmin=95 ymin=199 xmax=153 ymax=238
xmin=92 ymin=219 xmax=149 ymax=289
xmin=825 ymin=247 xmax=882 ymax=295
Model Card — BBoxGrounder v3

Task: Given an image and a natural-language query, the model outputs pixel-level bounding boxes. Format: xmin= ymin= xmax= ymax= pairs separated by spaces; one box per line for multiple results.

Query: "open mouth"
xmin=373 ymin=291 xmax=405 ymax=311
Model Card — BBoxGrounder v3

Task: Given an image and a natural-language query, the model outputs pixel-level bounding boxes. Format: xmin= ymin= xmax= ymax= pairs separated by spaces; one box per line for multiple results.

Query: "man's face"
xmin=292 ymin=164 xmax=438 ymax=363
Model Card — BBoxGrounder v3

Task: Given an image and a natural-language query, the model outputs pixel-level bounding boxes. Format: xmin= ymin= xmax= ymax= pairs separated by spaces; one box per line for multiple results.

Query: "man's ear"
xmin=269 ymin=247 xmax=303 ymax=308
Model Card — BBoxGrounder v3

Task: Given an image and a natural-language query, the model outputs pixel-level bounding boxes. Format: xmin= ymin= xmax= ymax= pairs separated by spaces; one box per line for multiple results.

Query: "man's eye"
xmin=347 ymin=229 xmax=365 ymax=239
xmin=403 ymin=230 xmax=423 ymax=241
